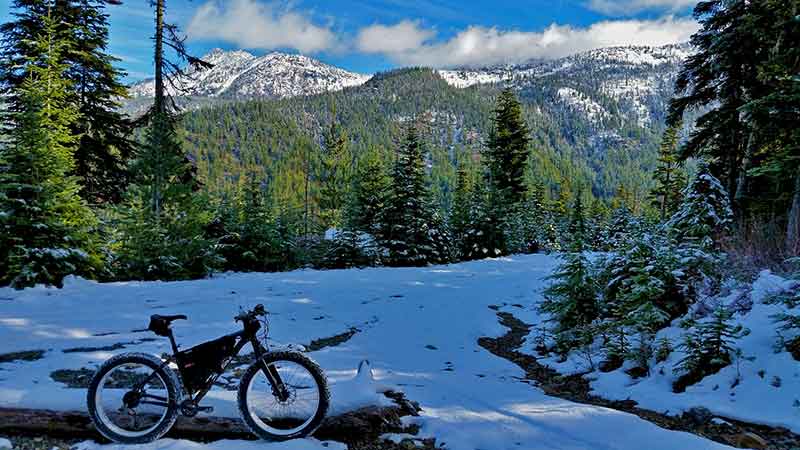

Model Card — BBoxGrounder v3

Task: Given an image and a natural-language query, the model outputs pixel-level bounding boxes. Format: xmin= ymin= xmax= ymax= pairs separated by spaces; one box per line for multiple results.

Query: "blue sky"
xmin=0 ymin=0 xmax=699 ymax=82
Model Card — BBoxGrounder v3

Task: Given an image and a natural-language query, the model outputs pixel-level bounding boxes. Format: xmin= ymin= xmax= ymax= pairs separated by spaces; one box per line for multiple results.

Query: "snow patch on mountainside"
xmin=557 ymin=87 xmax=608 ymax=122
xmin=129 ymin=49 xmax=371 ymax=100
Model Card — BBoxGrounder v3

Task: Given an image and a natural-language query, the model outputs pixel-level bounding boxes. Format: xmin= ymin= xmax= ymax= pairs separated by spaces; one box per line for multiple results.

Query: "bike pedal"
xmin=197 ymin=406 xmax=214 ymax=413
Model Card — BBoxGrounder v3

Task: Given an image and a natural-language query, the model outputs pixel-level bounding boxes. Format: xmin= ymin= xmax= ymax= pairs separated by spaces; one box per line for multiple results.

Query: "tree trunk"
xmin=153 ymin=0 xmax=164 ymax=115
xmin=786 ymin=170 xmax=800 ymax=255
xmin=735 ymin=129 xmax=757 ymax=213
xmin=0 ymin=403 xmax=413 ymax=442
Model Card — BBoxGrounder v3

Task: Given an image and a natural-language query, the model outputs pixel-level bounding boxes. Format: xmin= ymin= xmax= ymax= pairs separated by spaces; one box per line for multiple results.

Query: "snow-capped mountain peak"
xmin=128 ymin=49 xmax=371 ymax=99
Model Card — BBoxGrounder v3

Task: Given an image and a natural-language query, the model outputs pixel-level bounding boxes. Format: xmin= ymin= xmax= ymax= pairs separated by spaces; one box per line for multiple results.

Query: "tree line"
xmin=0 ymin=0 xmax=797 ymax=294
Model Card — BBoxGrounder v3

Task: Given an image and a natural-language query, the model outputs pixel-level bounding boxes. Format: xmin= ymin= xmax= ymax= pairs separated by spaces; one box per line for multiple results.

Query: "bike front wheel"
xmin=237 ymin=351 xmax=330 ymax=440
xmin=87 ymin=352 xmax=181 ymax=444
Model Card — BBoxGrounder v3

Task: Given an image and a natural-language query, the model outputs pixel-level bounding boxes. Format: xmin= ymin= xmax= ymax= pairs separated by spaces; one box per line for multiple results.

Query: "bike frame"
xmin=133 ymin=320 xmax=289 ymax=410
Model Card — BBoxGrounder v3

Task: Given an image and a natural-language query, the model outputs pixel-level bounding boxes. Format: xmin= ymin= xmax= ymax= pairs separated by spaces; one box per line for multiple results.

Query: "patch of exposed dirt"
xmin=306 ymin=327 xmax=360 ymax=352
xmin=478 ymin=310 xmax=800 ymax=450
xmin=0 ymin=351 xmax=45 ymax=364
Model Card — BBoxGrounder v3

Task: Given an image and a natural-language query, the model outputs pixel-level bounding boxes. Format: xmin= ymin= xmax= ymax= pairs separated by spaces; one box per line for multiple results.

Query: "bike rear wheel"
xmin=237 ymin=351 xmax=330 ymax=440
xmin=87 ymin=352 xmax=181 ymax=444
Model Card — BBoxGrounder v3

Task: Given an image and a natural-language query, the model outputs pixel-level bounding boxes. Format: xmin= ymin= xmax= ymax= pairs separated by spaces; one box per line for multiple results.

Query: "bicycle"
xmin=86 ymin=304 xmax=330 ymax=444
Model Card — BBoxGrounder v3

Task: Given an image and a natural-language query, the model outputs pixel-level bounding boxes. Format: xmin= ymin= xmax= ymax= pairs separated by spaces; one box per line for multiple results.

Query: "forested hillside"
xmin=177 ymin=51 xmax=677 ymax=230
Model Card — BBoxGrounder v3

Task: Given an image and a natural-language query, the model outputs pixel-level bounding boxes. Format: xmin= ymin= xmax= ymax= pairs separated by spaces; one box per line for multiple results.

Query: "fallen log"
xmin=0 ymin=402 xmax=413 ymax=443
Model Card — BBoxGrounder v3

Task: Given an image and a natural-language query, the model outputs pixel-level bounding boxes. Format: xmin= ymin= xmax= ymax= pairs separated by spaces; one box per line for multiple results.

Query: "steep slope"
xmin=125 ymin=44 xmax=691 ymax=217
xmin=181 ymin=67 xmax=660 ymax=213
xmin=128 ymin=49 xmax=371 ymax=99
xmin=439 ymin=44 xmax=689 ymax=128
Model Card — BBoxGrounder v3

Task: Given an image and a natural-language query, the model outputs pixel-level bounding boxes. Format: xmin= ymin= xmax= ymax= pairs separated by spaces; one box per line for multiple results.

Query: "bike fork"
xmin=253 ymin=341 xmax=290 ymax=402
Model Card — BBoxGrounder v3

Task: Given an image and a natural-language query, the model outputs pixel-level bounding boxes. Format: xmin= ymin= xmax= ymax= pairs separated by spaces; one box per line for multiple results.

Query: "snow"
xmin=557 ymin=87 xmax=608 ymax=122
xmin=0 ymin=255 xmax=735 ymax=449
xmin=537 ymin=270 xmax=800 ymax=432
xmin=0 ymin=438 xmax=10 ymax=449
xmin=129 ymin=49 xmax=371 ymax=100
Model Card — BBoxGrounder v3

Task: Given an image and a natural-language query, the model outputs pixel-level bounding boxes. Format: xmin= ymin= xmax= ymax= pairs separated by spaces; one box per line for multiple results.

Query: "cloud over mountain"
xmin=187 ymin=0 xmax=337 ymax=53
xmin=355 ymin=16 xmax=698 ymax=68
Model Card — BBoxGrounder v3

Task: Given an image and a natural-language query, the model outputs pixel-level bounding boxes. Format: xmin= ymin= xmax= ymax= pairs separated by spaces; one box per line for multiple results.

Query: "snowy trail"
xmin=0 ymin=255 xmax=734 ymax=449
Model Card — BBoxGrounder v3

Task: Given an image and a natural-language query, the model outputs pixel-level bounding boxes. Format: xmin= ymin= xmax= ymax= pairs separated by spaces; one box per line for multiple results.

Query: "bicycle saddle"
xmin=148 ymin=314 xmax=187 ymax=336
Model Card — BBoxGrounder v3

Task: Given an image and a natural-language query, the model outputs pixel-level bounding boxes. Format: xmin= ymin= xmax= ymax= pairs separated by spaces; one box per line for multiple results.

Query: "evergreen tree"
xmin=674 ymin=306 xmax=748 ymax=390
xmin=1 ymin=0 xmax=134 ymax=204
xmin=485 ymin=88 xmax=531 ymax=208
xmin=586 ymin=197 xmax=610 ymax=249
xmin=319 ymin=113 xmax=351 ymax=229
xmin=505 ymin=186 xmax=547 ymax=255
xmin=0 ymin=8 xmax=99 ymax=287
xmin=743 ymin=1 xmax=800 ymax=252
xmin=668 ymin=0 xmax=762 ymax=204
xmin=320 ymin=229 xmax=376 ymax=269
xmin=450 ymin=164 xmax=473 ymax=250
xmin=666 ymin=162 xmax=734 ymax=250
xmin=111 ymin=0 xmax=217 ymax=280
xmin=650 ymin=124 xmax=686 ymax=221
xmin=601 ymin=206 xmax=638 ymax=251
xmin=461 ymin=175 xmax=506 ymax=260
xmin=216 ymin=169 xmax=289 ymax=272
xmin=346 ymin=147 xmax=391 ymax=238
xmin=566 ymin=194 xmax=586 ymax=251
xmin=540 ymin=221 xmax=598 ymax=349
xmin=382 ymin=124 xmax=451 ymax=266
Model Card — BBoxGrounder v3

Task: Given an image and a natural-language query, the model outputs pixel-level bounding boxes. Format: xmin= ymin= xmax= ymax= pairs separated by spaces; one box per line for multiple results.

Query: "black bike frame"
xmin=134 ymin=322 xmax=288 ymax=409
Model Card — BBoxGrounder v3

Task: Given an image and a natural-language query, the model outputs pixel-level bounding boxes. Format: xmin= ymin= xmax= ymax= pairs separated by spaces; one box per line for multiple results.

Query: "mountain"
xmin=128 ymin=44 xmax=688 ymax=132
xmin=439 ymin=44 xmax=690 ymax=128
xmin=128 ymin=48 xmax=371 ymax=99
xmin=129 ymin=44 xmax=692 ymax=223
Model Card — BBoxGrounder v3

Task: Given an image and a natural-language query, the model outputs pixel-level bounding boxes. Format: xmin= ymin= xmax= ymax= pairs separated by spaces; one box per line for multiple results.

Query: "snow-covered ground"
xmin=533 ymin=269 xmax=800 ymax=433
xmin=1 ymin=255 xmax=735 ymax=449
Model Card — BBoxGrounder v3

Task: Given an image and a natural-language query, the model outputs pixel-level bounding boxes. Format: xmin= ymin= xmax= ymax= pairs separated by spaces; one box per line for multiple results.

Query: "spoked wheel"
xmin=87 ymin=353 xmax=181 ymax=444
xmin=237 ymin=351 xmax=330 ymax=440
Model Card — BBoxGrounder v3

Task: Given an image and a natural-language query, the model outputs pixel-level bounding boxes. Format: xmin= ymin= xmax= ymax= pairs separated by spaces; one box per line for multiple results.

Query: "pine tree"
xmin=1 ymin=0 xmax=134 ymax=204
xmin=586 ymin=197 xmax=610 ymax=249
xmin=666 ymin=162 xmax=734 ymax=250
xmin=450 ymin=164 xmax=473 ymax=250
xmin=60 ymin=0 xmax=133 ymax=204
xmin=601 ymin=206 xmax=638 ymax=251
xmin=0 ymin=7 xmax=99 ymax=287
xmin=540 ymin=223 xmax=598 ymax=348
xmin=668 ymin=0 xmax=762 ymax=205
xmin=650 ymin=124 xmax=686 ymax=221
xmin=382 ymin=124 xmax=450 ymax=266
xmin=111 ymin=0 xmax=217 ymax=280
xmin=217 ymin=168 xmax=289 ymax=272
xmin=345 ymin=147 xmax=391 ymax=238
xmin=743 ymin=1 xmax=800 ymax=252
xmin=674 ymin=306 xmax=748 ymax=390
xmin=566 ymin=194 xmax=586 ymax=252
xmin=319 ymin=112 xmax=351 ymax=229
xmin=505 ymin=192 xmax=546 ymax=255
xmin=485 ymin=88 xmax=531 ymax=208
xmin=461 ymin=175 xmax=506 ymax=260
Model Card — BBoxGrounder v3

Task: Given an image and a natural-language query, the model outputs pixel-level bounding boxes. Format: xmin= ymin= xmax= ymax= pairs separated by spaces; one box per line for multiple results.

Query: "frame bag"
xmin=177 ymin=335 xmax=236 ymax=393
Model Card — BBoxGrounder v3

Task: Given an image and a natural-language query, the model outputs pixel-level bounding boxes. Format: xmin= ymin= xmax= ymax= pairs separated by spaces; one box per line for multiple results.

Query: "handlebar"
xmin=235 ymin=304 xmax=267 ymax=323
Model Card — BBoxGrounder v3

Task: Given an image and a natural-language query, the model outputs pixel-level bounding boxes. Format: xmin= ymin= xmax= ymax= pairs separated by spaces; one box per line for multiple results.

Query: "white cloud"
xmin=586 ymin=0 xmax=698 ymax=16
xmin=357 ymin=20 xmax=435 ymax=54
xmin=361 ymin=16 xmax=698 ymax=68
xmin=187 ymin=0 xmax=336 ymax=54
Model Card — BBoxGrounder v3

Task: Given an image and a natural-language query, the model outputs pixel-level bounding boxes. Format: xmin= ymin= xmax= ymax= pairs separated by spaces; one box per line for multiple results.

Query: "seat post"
xmin=167 ymin=329 xmax=180 ymax=354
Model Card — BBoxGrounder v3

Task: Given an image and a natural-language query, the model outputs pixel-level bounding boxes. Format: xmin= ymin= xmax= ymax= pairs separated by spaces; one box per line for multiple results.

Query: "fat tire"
xmin=237 ymin=351 xmax=330 ymax=441
xmin=87 ymin=352 xmax=181 ymax=444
